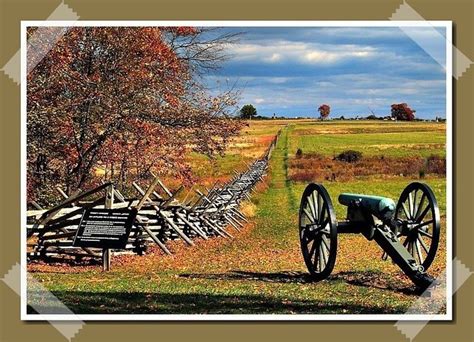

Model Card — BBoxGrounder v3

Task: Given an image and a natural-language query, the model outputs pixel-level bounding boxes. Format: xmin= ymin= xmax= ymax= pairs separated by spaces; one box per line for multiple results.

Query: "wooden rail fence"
xmin=26 ymin=131 xmax=280 ymax=262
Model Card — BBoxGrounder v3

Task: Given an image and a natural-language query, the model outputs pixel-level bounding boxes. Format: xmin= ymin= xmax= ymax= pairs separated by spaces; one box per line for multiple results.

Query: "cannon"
xmin=298 ymin=182 xmax=441 ymax=289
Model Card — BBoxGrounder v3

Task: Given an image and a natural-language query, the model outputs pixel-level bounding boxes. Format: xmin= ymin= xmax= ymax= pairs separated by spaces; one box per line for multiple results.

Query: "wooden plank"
xmin=29 ymin=183 xmax=112 ymax=237
xmin=139 ymin=220 xmax=171 ymax=255
xmin=175 ymin=212 xmax=208 ymax=240
xmin=156 ymin=178 xmax=173 ymax=198
xmin=161 ymin=185 xmax=184 ymax=206
xmin=136 ymin=177 xmax=160 ymax=210
xmin=159 ymin=212 xmax=194 ymax=246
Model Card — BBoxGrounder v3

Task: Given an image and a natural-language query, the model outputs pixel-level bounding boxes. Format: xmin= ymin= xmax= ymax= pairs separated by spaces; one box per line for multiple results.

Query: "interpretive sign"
xmin=73 ymin=208 xmax=137 ymax=249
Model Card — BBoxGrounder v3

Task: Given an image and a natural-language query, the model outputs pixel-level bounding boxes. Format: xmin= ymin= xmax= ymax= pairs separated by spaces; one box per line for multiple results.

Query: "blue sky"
xmin=204 ymin=26 xmax=447 ymax=119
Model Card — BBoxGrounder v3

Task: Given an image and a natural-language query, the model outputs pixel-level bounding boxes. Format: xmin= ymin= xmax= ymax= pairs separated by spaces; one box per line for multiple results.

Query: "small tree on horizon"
xmin=239 ymin=104 xmax=257 ymax=119
xmin=391 ymin=103 xmax=416 ymax=121
xmin=318 ymin=104 xmax=331 ymax=120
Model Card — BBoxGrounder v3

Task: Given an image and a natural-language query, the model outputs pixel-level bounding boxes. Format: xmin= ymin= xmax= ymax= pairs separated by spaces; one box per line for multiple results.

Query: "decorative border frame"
xmin=19 ymin=20 xmax=453 ymax=322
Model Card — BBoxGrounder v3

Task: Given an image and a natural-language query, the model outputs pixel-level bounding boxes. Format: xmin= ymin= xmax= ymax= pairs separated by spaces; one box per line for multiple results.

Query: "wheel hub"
xmin=399 ymin=220 xmax=418 ymax=235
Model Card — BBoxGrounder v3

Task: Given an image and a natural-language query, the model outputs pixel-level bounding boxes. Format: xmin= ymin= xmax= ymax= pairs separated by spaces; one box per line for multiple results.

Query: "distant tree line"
xmin=239 ymin=102 xmax=442 ymax=122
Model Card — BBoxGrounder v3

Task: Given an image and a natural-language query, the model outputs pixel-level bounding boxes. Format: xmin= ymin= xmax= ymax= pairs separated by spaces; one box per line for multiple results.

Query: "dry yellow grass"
xmin=240 ymin=201 xmax=257 ymax=218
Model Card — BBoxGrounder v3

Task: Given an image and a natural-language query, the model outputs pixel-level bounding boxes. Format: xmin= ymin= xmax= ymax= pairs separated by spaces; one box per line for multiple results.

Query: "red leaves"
xmin=391 ymin=103 xmax=416 ymax=121
xmin=163 ymin=26 xmax=199 ymax=36
xmin=318 ymin=104 xmax=331 ymax=119
xmin=27 ymin=26 xmax=241 ymax=203
xmin=175 ymin=27 xmax=199 ymax=36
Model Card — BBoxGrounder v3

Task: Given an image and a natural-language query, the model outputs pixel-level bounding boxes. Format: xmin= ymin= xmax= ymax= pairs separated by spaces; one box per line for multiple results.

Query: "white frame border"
xmin=21 ymin=20 xmax=453 ymax=322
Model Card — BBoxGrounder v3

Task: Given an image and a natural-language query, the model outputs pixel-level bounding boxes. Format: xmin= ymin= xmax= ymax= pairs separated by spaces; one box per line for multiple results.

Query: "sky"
xmin=204 ymin=26 xmax=447 ymax=119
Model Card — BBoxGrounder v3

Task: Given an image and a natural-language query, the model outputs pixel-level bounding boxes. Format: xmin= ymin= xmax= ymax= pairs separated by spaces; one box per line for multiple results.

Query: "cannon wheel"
xmin=299 ymin=183 xmax=337 ymax=280
xmin=395 ymin=182 xmax=441 ymax=271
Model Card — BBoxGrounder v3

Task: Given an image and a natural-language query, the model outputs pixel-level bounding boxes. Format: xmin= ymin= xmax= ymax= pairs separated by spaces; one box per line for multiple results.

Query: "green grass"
xmin=289 ymin=121 xmax=446 ymax=158
xmin=28 ymin=122 xmax=447 ymax=315
xmin=184 ymin=120 xmax=288 ymax=185
xmin=187 ymin=152 xmax=251 ymax=178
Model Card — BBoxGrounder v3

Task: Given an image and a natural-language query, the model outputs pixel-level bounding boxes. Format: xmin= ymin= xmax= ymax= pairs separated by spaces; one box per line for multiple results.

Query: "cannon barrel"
xmin=338 ymin=193 xmax=396 ymax=221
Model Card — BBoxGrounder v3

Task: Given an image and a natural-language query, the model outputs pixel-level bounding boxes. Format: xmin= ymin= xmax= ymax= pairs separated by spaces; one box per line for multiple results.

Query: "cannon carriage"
xmin=299 ymin=182 xmax=441 ymax=289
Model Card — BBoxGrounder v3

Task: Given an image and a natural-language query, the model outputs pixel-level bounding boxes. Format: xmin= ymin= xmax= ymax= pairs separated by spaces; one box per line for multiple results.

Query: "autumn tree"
xmin=239 ymin=104 xmax=257 ymax=119
xmin=318 ymin=104 xmax=331 ymax=120
xmin=27 ymin=27 xmax=242 ymax=203
xmin=391 ymin=103 xmax=416 ymax=121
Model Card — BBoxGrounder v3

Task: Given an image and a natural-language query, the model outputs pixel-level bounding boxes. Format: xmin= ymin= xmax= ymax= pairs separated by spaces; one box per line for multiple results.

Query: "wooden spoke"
xmin=319 ymin=204 xmax=327 ymax=225
xmin=308 ymin=239 xmax=318 ymax=258
xmin=317 ymin=193 xmax=324 ymax=222
xmin=407 ymin=240 xmax=414 ymax=258
xmin=418 ymin=229 xmax=433 ymax=239
xmin=412 ymin=190 xmax=418 ymax=219
xmin=320 ymin=227 xmax=331 ymax=235
xmin=414 ymin=219 xmax=434 ymax=230
xmin=414 ymin=193 xmax=427 ymax=220
xmin=302 ymin=207 xmax=315 ymax=223
xmin=321 ymin=234 xmax=330 ymax=251
xmin=415 ymin=204 xmax=431 ymax=223
xmin=418 ymin=236 xmax=430 ymax=254
xmin=308 ymin=192 xmax=317 ymax=222
xmin=320 ymin=244 xmax=328 ymax=265
xmin=415 ymin=240 xmax=424 ymax=265
xmin=312 ymin=237 xmax=321 ymax=267
xmin=403 ymin=237 xmax=410 ymax=248
xmin=318 ymin=244 xmax=325 ymax=272
xmin=408 ymin=192 xmax=414 ymax=218
xmin=312 ymin=191 xmax=320 ymax=222
xmin=402 ymin=202 xmax=411 ymax=220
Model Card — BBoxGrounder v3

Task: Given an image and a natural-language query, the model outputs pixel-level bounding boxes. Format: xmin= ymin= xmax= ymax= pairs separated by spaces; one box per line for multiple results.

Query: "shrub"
xmin=290 ymin=170 xmax=317 ymax=182
xmin=335 ymin=150 xmax=362 ymax=163
xmin=296 ymin=148 xmax=303 ymax=158
xmin=426 ymin=155 xmax=446 ymax=175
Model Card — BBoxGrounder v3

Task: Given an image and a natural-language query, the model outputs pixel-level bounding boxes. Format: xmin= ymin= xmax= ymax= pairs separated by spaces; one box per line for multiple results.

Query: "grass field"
xmin=289 ymin=121 xmax=446 ymax=158
xmin=28 ymin=119 xmax=447 ymax=315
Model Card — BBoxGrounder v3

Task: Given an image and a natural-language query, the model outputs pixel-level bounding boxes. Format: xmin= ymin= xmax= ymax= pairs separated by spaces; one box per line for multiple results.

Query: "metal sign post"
xmin=102 ymin=184 xmax=114 ymax=271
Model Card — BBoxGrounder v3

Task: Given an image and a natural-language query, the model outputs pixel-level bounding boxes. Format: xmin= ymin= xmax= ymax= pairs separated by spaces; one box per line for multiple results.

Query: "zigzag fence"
xmin=26 ymin=130 xmax=280 ymax=262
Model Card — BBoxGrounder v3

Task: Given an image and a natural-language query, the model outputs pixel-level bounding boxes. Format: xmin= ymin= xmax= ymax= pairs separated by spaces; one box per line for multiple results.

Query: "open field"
xmin=289 ymin=121 xmax=446 ymax=158
xmin=183 ymin=120 xmax=291 ymax=187
xmin=28 ymin=119 xmax=447 ymax=315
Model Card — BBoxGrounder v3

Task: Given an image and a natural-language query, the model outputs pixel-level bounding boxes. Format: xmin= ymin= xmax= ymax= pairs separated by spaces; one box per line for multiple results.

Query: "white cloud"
xmin=254 ymin=98 xmax=265 ymax=104
xmin=229 ymin=41 xmax=375 ymax=65
xmin=304 ymin=49 xmax=371 ymax=62
xmin=267 ymin=77 xmax=290 ymax=84
xmin=304 ymin=51 xmax=336 ymax=62
xmin=264 ymin=53 xmax=282 ymax=63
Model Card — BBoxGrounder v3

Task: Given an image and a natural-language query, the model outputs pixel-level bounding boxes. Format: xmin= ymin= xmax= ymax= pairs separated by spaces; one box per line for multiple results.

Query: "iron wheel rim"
xmin=299 ymin=183 xmax=338 ymax=280
xmin=395 ymin=182 xmax=441 ymax=271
